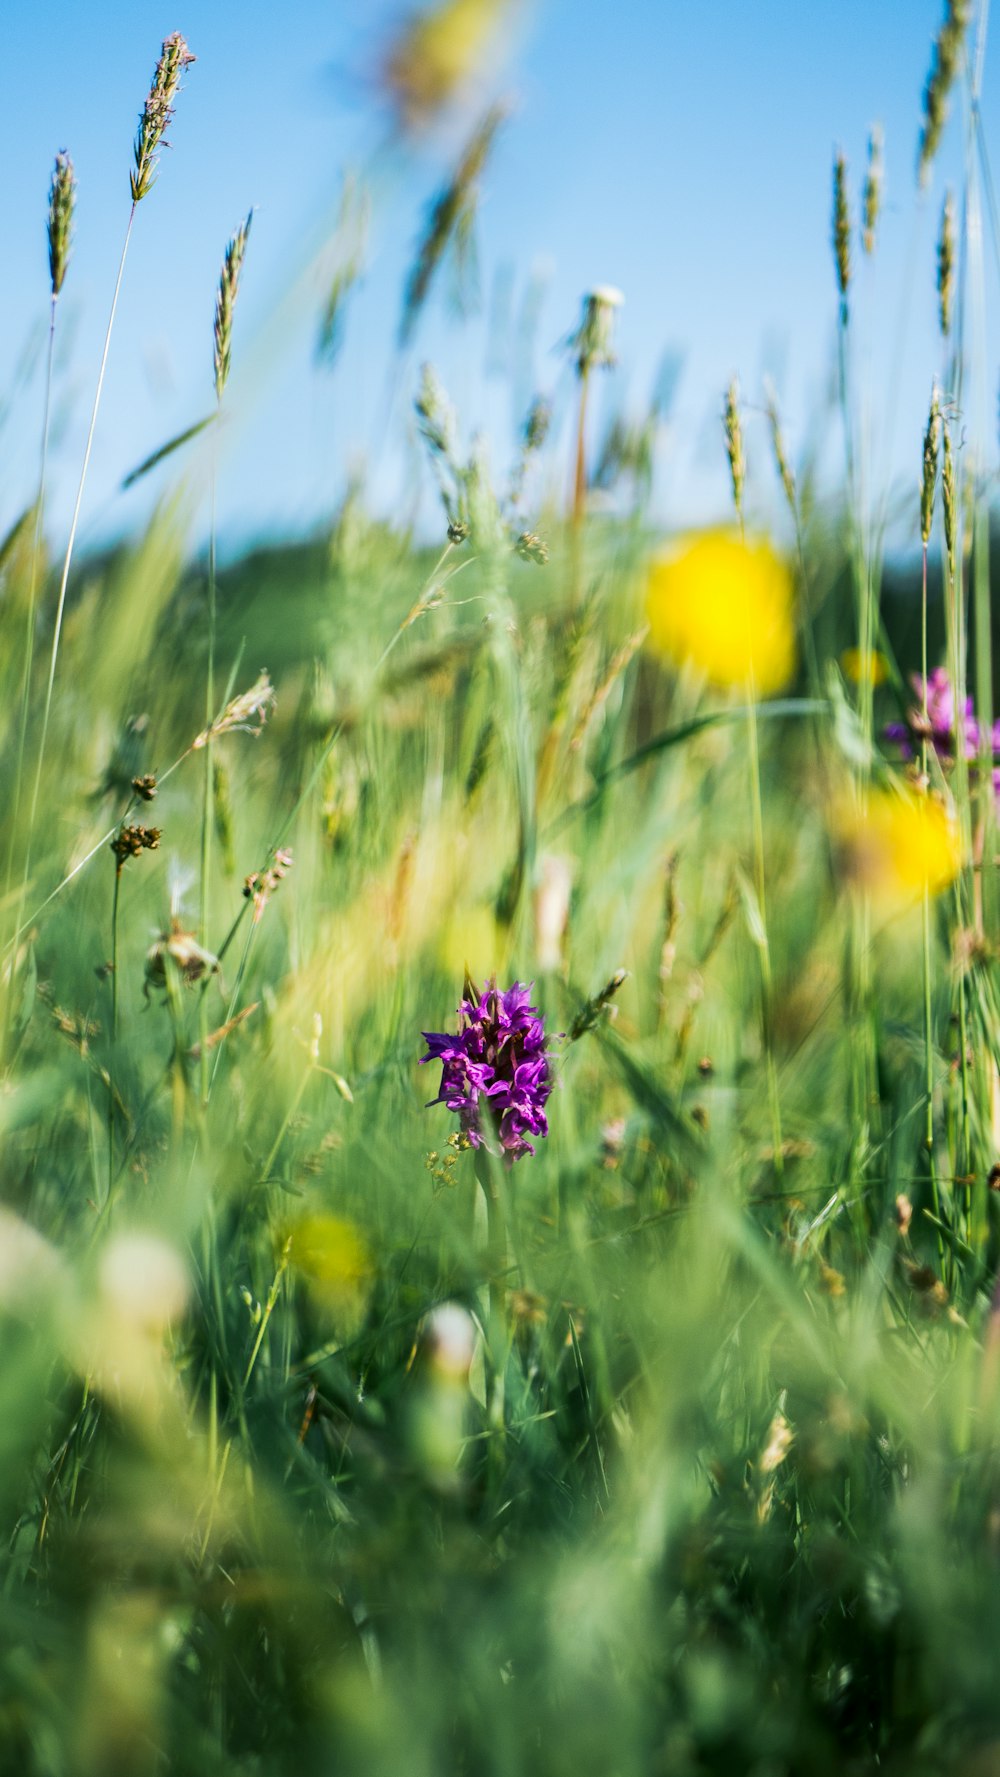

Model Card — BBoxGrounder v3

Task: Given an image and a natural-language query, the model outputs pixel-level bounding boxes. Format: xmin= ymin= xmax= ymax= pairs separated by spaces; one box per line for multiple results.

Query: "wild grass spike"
xmin=47 ymin=151 xmax=76 ymax=298
xmin=921 ymin=385 xmax=941 ymax=546
xmin=131 ymin=32 xmax=196 ymax=203
xmin=832 ymin=149 xmax=851 ymax=321
xmin=723 ymin=378 xmax=745 ymax=519
xmin=399 ymin=104 xmax=506 ymax=348
xmin=942 ymin=419 xmax=957 ymax=576
xmin=763 ymin=379 xmax=796 ymax=515
xmin=214 ymin=211 xmax=253 ymax=402
xmin=861 ymin=125 xmax=883 ymax=255
xmin=937 ymin=189 xmax=955 ymax=337
xmin=918 ymin=0 xmax=972 ymax=186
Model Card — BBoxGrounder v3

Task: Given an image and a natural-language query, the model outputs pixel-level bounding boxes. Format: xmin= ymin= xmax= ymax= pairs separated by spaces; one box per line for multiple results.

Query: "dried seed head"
xmin=566 ymin=286 xmax=624 ymax=379
xmin=937 ymin=189 xmax=956 ymax=338
xmin=145 ymin=920 xmax=219 ymax=996
xmin=723 ymin=378 xmax=745 ymax=519
xmin=920 ymin=385 xmax=941 ymax=547
xmin=131 ymin=773 xmax=158 ymax=801
xmin=918 ymin=0 xmax=972 ymax=187
xmin=861 ymin=124 xmax=884 ymax=256
xmin=516 ymin=531 xmax=548 ymax=565
xmin=942 ymin=420 xmax=957 ymax=574
xmin=415 ymin=363 xmax=457 ymax=463
xmin=213 ymin=211 xmax=253 ymax=402
xmin=131 ymin=32 xmax=196 ymax=204
xmin=47 ymin=151 xmax=76 ymax=299
xmin=832 ymin=149 xmax=851 ymax=319
xmin=111 ymin=824 xmax=161 ymax=873
xmin=244 ymin=848 xmax=294 ymax=924
xmin=193 ymin=670 xmax=275 ymax=749
xmin=763 ymin=378 xmax=796 ymax=516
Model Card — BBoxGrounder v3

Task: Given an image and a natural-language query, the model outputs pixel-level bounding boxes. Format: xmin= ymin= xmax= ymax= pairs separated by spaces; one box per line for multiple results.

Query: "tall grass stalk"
xmin=724 ymin=380 xmax=783 ymax=1175
xmin=26 ymin=209 xmax=136 ymax=875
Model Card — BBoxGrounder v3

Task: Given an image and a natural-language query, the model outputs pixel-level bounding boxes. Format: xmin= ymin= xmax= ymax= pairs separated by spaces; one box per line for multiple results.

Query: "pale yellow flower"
xmin=645 ymin=530 xmax=796 ymax=696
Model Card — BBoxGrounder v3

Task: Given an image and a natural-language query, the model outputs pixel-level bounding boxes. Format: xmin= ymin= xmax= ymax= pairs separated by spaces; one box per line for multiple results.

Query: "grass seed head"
xmin=862 ymin=124 xmax=884 ymax=255
xmin=400 ymin=103 xmax=505 ymax=348
xmin=131 ymin=31 xmax=196 ymax=204
xmin=832 ymin=149 xmax=851 ymax=320
xmin=921 ymin=385 xmax=941 ymax=546
xmin=937 ymin=189 xmax=956 ymax=337
xmin=47 ymin=151 xmax=76 ymax=298
xmin=194 ymin=670 xmax=275 ymax=748
xmin=213 ymin=211 xmax=253 ymax=402
xmin=566 ymin=286 xmax=624 ymax=379
xmin=723 ymin=378 xmax=745 ymax=518
xmin=918 ymin=0 xmax=972 ymax=186
xmin=111 ymin=823 xmax=161 ymax=874
xmin=942 ymin=420 xmax=957 ymax=573
xmin=763 ymin=379 xmax=796 ymax=516
xmin=516 ymin=531 xmax=548 ymax=565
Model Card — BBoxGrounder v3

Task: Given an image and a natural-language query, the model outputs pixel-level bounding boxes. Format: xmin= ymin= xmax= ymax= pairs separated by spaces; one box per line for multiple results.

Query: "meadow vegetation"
xmin=4 ymin=6 xmax=1000 ymax=1773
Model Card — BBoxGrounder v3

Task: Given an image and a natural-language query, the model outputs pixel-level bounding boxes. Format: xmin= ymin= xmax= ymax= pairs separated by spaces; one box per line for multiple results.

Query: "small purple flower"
xmin=884 ymin=667 xmax=979 ymax=763
xmin=421 ymin=980 xmax=552 ymax=1163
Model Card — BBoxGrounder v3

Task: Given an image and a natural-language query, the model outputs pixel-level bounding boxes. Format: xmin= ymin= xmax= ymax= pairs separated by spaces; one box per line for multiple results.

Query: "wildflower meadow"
xmin=5 ymin=4 xmax=1000 ymax=1773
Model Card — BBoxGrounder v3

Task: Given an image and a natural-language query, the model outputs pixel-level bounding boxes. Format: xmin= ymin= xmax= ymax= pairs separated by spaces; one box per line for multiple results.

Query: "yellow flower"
xmin=834 ymin=786 xmax=961 ymax=907
xmin=840 ymin=646 xmax=889 ymax=687
xmin=645 ymin=530 xmax=796 ymax=696
xmin=289 ymin=1214 xmax=373 ymax=1329
xmin=381 ymin=0 xmax=512 ymax=130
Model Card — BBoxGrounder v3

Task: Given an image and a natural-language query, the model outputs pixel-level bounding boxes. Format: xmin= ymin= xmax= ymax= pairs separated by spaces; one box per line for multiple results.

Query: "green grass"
xmin=4 ymin=11 xmax=1000 ymax=1774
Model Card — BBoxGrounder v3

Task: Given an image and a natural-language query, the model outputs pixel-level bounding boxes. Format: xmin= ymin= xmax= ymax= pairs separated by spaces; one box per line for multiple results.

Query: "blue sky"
xmin=1 ymin=1 xmax=995 ymax=555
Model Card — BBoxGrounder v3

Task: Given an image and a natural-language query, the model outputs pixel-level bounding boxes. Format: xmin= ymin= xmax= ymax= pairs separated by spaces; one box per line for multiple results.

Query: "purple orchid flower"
xmin=421 ymin=981 xmax=552 ymax=1163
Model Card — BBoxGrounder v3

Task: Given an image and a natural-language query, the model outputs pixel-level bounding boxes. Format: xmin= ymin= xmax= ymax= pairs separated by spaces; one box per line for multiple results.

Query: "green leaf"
xmin=121 ymin=414 xmax=216 ymax=489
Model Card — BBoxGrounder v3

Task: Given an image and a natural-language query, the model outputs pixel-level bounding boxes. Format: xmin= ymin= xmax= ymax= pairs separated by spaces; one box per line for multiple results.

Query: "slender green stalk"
xmin=27 ymin=206 xmax=137 ymax=871
xmin=107 ymin=863 xmax=122 ymax=1203
xmin=473 ymin=1144 xmax=509 ymax=1434
xmin=572 ymin=363 xmax=590 ymax=526
xmin=242 ymin=1243 xmax=291 ymax=1392
xmin=920 ymin=544 xmax=937 ymax=1166
xmin=199 ymin=455 xmax=218 ymax=1106
xmin=725 ymin=381 xmax=783 ymax=1175
xmin=7 ymin=298 xmax=57 ymax=891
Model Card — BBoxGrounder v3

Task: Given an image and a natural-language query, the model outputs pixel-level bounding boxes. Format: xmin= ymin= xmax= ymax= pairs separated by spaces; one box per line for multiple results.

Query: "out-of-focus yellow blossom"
xmin=438 ymin=903 xmax=502 ymax=980
xmin=645 ymin=530 xmax=796 ymax=696
xmin=834 ymin=786 xmax=961 ymax=907
xmin=289 ymin=1214 xmax=373 ymax=1330
xmin=840 ymin=647 xmax=889 ymax=687
xmin=381 ymin=0 xmax=513 ymax=130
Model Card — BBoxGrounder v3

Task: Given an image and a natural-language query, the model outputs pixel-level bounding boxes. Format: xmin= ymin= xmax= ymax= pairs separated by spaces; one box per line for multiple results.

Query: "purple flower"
xmin=421 ymin=981 xmax=552 ymax=1163
xmin=884 ymin=667 xmax=979 ymax=763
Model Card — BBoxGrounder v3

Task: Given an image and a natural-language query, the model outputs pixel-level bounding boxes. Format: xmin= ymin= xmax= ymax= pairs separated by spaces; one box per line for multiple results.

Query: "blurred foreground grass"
xmin=6 ymin=7 xmax=1000 ymax=1775
xmin=3 ymin=488 xmax=1000 ymax=1777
